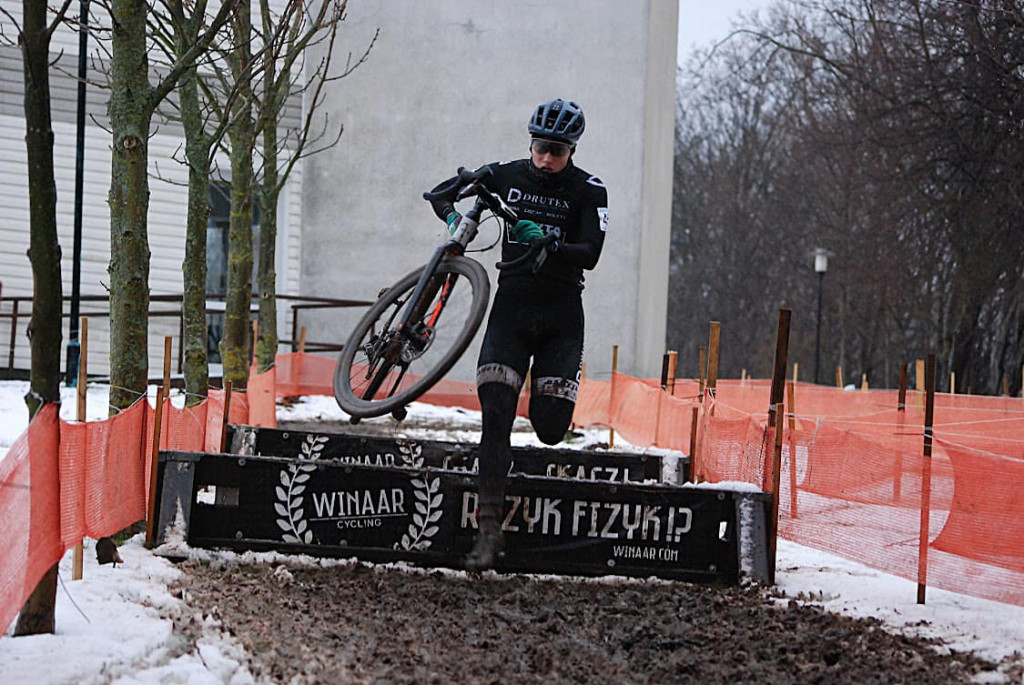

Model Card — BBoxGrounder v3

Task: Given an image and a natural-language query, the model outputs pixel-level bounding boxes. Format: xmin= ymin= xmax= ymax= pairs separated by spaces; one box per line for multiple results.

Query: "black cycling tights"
xmin=475 ymin=284 xmax=584 ymax=510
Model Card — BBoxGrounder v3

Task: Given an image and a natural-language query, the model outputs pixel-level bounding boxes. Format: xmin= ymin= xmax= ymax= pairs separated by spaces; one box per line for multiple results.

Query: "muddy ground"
xmin=174 ymin=560 xmax=996 ymax=684
xmin=171 ymin=417 xmax=1002 ymax=683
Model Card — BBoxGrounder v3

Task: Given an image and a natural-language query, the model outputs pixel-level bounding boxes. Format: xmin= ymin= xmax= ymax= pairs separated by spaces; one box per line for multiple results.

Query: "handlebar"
xmin=423 ymin=166 xmax=490 ymax=202
xmin=423 ymin=166 xmax=518 ymax=223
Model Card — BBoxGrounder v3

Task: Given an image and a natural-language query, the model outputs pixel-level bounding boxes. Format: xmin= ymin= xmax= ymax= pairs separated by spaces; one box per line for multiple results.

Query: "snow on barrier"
xmin=226 ymin=425 xmax=674 ymax=482
xmin=153 ymin=428 xmax=769 ymax=584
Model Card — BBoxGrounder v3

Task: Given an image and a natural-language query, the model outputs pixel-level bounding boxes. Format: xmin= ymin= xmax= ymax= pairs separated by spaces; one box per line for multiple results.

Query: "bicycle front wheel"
xmin=334 ymin=255 xmax=490 ymax=418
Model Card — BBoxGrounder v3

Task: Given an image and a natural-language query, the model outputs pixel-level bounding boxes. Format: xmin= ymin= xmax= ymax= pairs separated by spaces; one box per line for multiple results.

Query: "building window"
xmin=206 ymin=181 xmax=261 ymax=363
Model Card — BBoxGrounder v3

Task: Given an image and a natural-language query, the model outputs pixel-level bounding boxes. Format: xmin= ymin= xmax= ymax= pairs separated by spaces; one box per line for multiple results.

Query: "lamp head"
xmin=814 ymin=248 xmax=829 ymax=274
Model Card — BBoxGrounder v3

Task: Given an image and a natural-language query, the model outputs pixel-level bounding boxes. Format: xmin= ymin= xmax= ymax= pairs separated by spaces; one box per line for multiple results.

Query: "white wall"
xmin=301 ymin=0 xmax=678 ymax=380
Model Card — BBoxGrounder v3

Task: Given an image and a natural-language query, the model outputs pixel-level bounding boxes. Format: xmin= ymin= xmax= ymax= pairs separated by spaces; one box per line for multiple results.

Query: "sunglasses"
xmin=531 ymin=138 xmax=572 ymax=158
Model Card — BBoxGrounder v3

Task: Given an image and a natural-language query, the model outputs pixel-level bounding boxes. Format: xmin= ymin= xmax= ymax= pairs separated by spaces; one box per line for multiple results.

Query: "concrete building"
xmin=301 ymin=0 xmax=678 ymax=380
xmin=1 ymin=1 xmax=677 ymax=384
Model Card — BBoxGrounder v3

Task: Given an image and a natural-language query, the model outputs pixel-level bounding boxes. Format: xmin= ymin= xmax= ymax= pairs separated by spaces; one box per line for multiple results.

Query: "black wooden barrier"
xmin=156 ymin=440 xmax=770 ymax=584
xmin=227 ymin=425 xmax=679 ymax=483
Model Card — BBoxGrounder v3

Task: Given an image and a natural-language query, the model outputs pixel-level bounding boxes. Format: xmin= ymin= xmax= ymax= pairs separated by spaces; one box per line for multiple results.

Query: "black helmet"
xmin=528 ymin=98 xmax=586 ymax=145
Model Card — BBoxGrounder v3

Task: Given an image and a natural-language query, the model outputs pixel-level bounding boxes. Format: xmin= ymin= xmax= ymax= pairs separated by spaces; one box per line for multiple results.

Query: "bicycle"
xmin=333 ymin=165 xmax=553 ymax=421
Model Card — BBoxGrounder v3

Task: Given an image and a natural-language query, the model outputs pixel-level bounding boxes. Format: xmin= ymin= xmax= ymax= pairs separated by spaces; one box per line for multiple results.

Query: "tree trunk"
xmin=14 ymin=0 xmax=64 ymax=637
xmin=107 ymin=0 xmax=152 ymax=412
xmin=221 ymin=2 xmax=254 ymax=389
xmin=256 ymin=48 xmax=279 ymax=374
xmin=177 ymin=35 xmax=211 ymax=405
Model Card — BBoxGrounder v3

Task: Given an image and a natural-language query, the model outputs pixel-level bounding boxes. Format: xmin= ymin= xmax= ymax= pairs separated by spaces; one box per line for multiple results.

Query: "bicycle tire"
xmin=334 ymin=255 xmax=490 ymax=418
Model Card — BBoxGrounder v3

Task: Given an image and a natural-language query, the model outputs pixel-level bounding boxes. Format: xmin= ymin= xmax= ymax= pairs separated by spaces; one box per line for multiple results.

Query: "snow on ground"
xmin=1 ymin=383 xmax=1023 ymax=683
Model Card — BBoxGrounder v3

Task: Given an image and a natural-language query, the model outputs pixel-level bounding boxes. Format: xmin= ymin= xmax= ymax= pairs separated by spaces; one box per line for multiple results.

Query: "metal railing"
xmin=0 ymin=283 xmax=372 ymax=378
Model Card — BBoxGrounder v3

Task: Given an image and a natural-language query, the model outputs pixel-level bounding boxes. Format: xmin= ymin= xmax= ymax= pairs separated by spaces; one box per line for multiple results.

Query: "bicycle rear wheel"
xmin=334 ymin=255 xmax=490 ymax=418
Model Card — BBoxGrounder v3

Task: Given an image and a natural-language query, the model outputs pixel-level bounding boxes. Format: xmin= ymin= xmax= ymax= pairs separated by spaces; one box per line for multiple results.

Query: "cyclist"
xmin=428 ymin=98 xmax=609 ymax=571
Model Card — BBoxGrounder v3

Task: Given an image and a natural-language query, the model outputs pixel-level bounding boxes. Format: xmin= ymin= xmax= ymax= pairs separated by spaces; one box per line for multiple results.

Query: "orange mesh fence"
xmin=607 ymin=373 xmax=700 ymax=450
xmin=61 ymin=400 xmax=149 ymax=546
xmin=1 ymin=367 xmax=277 ymax=632
xmin=204 ymin=388 xmax=251 ymax=453
xmin=248 ymin=366 xmax=278 ymax=428
xmin=932 ymin=441 xmax=1024 ymax=574
xmin=700 ymin=381 xmax=1024 ymax=606
xmin=574 ymin=379 xmax=611 ymax=427
xmin=274 ymin=352 xmax=531 ymax=416
xmin=5 ymin=354 xmax=1024 ymax=630
xmin=0 ymin=405 xmax=62 ymax=637
xmin=276 ymin=352 xmax=334 ymax=397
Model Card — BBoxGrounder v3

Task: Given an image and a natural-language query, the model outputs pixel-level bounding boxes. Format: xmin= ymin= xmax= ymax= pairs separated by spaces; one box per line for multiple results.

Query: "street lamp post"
xmin=65 ymin=0 xmax=89 ymax=386
xmin=813 ymin=248 xmax=828 ymax=385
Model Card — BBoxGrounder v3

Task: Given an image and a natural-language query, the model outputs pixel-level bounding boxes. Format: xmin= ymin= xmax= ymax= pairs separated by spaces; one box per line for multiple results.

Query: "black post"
xmin=65 ymin=0 xmax=89 ymax=386
xmin=813 ymin=270 xmax=824 ymax=385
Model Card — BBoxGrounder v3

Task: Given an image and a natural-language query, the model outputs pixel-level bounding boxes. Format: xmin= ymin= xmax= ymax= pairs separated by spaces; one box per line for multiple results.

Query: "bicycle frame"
xmin=397 ymin=194 xmax=489 ymax=332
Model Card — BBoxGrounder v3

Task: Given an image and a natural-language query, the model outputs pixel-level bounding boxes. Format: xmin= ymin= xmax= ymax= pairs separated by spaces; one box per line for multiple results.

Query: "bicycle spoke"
xmin=335 ymin=257 xmax=489 ymax=418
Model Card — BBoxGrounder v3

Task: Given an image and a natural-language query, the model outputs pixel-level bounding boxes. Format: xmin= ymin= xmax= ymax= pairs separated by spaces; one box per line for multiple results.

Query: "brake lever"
xmin=455 ymin=182 xmax=481 ymax=202
xmin=532 ymin=247 xmax=549 ymax=274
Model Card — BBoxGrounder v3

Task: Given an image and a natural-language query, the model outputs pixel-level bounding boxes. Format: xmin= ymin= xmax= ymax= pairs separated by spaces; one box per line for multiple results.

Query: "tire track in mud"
xmin=175 ymin=559 xmax=992 ymax=684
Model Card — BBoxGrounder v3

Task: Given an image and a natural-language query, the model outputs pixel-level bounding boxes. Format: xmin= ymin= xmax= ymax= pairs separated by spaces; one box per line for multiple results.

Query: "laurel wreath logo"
xmin=275 ymin=434 xmax=327 ymax=544
xmin=396 ymin=440 xmax=424 ymax=467
xmin=273 ymin=434 xmax=441 ymax=551
xmin=396 ymin=474 xmax=442 ymax=551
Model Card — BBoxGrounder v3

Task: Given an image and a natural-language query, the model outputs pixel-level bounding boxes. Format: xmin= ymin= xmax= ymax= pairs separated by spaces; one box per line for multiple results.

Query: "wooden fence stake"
xmin=221 ymin=379 xmax=233 ymax=453
xmin=835 ymin=365 xmax=843 ymax=388
xmin=77 ymin=318 xmax=89 ymax=420
xmin=72 ymin=317 xmax=88 ymax=581
xmin=689 ymin=347 xmax=707 ymax=484
xmin=915 ymin=359 xmax=925 ymax=392
xmin=767 ymin=309 xmax=791 ymax=429
xmin=861 ymin=373 xmax=868 ymax=390
xmin=950 ymin=371 xmax=956 ymax=395
xmin=609 ymin=346 xmax=618 ymax=448
xmin=666 ymin=350 xmax=678 ymax=395
xmin=1003 ymin=376 xmax=1011 ymax=397
xmin=162 ymin=336 xmax=172 ymax=395
xmin=145 ymin=386 xmax=166 ymax=548
xmin=787 ymin=363 xmax=798 ymax=519
xmin=894 ymin=363 xmax=908 ymax=502
xmin=917 ymin=354 xmax=937 ymax=605
xmin=706 ymin=323 xmax=721 ymax=417
xmin=298 ymin=326 xmax=307 ymax=353
xmin=765 ymin=307 xmax=791 ymax=573
xmin=769 ymin=399 xmax=785 ymax=584
xmin=898 ymin=363 xmax=908 ymax=411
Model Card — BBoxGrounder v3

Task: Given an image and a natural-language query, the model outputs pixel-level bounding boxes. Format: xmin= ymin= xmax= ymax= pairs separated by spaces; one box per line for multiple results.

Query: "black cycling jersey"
xmin=429 ymin=158 xmax=608 ymax=291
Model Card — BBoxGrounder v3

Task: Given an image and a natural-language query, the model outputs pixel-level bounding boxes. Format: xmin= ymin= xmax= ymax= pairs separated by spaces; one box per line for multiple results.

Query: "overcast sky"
xmin=677 ymin=0 xmax=776 ymax=64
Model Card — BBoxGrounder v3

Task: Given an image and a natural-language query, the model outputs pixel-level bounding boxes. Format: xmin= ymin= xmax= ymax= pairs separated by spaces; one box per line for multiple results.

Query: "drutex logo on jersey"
xmin=507 ymin=187 xmax=571 ymax=210
xmin=506 ymin=186 xmax=570 ymax=244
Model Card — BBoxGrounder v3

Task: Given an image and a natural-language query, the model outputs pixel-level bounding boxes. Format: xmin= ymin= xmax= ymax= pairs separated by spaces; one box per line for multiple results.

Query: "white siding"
xmin=0 ymin=2 xmax=306 ymax=379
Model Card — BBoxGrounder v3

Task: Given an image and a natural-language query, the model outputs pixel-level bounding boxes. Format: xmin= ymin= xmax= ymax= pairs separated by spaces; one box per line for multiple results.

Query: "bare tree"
xmin=151 ymin=0 xmax=274 ymax=404
xmin=104 ymin=0 xmax=236 ymax=412
xmin=670 ymin=0 xmax=1024 ymax=393
xmin=252 ymin=0 xmax=375 ymax=373
xmin=2 ymin=0 xmax=72 ymax=637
